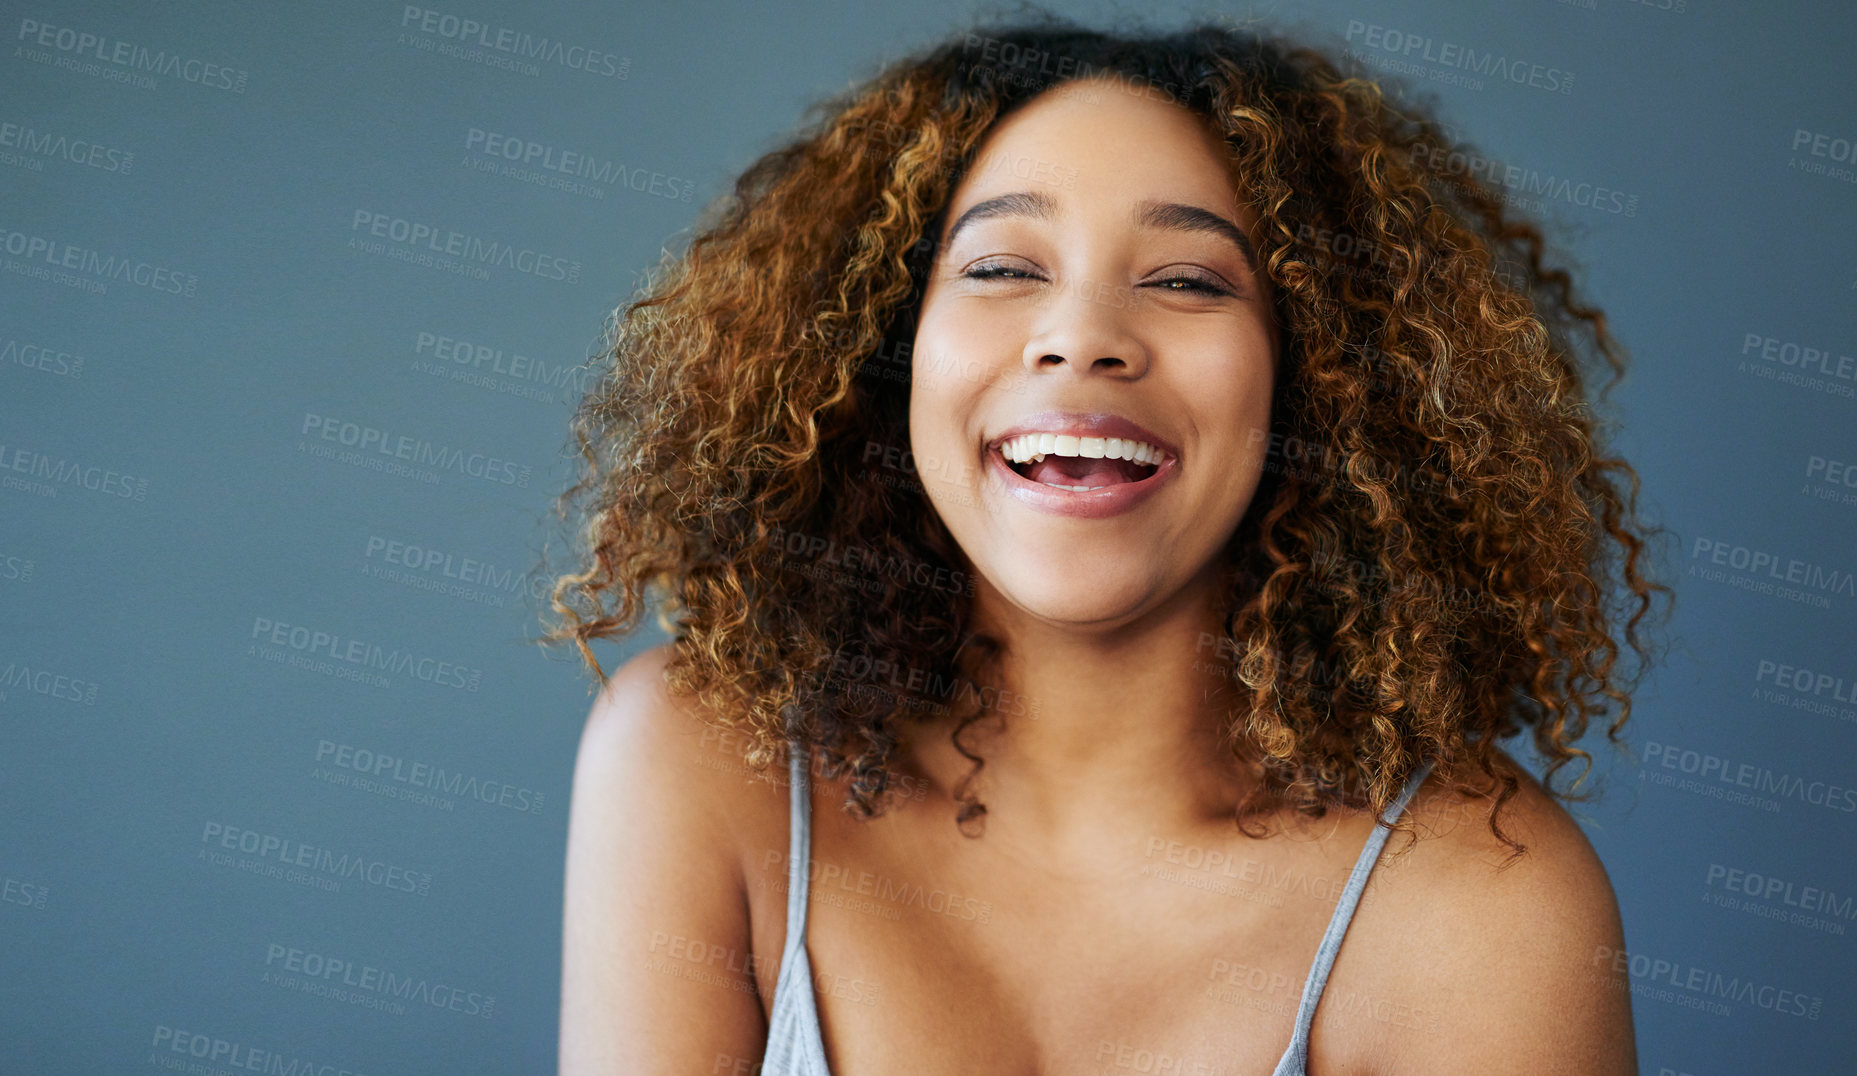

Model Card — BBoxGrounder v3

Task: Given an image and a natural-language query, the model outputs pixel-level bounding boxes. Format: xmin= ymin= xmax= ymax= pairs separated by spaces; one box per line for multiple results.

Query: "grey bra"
xmin=762 ymin=742 xmax=1438 ymax=1075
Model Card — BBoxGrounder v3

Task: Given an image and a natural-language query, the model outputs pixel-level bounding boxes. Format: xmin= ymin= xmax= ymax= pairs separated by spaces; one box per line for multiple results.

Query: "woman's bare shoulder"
xmin=559 ymin=641 xmax=786 ymax=1073
xmin=1343 ymin=748 xmax=1637 ymax=1074
xmin=572 ymin=641 xmax=793 ymax=872
xmin=1397 ymin=748 xmax=1616 ymax=879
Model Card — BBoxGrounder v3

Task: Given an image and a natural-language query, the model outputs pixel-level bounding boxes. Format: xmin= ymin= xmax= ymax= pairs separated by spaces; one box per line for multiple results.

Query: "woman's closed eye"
xmin=961 ymin=262 xmax=1239 ymax=297
xmin=1146 ymin=271 xmax=1237 ymax=297
xmin=961 ymin=262 xmax=1042 ymax=282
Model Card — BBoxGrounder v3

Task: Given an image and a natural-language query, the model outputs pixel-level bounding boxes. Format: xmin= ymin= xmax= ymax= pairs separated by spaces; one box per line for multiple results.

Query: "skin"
xmin=904 ymin=72 xmax=1279 ymax=849
xmin=560 ymin=73 xmax=1637 ymax=1075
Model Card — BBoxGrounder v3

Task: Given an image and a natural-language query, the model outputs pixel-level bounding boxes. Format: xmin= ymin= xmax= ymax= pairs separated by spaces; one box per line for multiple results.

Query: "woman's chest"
xmin=747 ymin=805 xmax=1430 ymax=1075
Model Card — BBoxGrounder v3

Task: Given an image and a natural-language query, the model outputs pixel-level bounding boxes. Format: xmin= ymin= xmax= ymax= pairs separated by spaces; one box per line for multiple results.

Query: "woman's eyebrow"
xmin=940 ymin=190 xmax=1256 ymax=272
xmin=1133 ymin=199 xmax=1257 ymax=272
xmin=942 ymin=189 xmax=1056 ymax=248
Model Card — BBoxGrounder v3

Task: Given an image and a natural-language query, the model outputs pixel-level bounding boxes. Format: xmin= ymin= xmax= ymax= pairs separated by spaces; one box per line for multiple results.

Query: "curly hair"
xmin=539 ymin=11 xmax=1674 ymax=862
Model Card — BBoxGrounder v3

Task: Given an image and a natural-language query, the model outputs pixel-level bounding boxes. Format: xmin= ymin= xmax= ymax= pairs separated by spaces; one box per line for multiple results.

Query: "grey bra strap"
xmin=1280 ymin=759 xmax=1438 ymax=1069
xmin=765 ymin=742 xmax=831 ymax=1075
xmin=781 ymin=741 xmax=812 ymax=966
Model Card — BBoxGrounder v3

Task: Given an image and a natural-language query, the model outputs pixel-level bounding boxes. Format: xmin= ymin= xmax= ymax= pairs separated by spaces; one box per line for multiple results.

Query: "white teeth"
xmin=996 ymin=432 xmax=1167 ymax=467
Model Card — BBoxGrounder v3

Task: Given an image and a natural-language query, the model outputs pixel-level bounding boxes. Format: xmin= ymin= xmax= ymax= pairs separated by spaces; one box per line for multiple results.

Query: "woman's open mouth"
xmin=1007 ymin=455 xmax=1153 ymax=493
xmin=985 ymin=433 xmax=1179 ymax=519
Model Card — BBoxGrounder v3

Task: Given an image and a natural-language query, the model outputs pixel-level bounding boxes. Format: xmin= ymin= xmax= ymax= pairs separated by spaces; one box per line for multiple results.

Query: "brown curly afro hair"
xmin=538 ymin=11 xmax=1675 ymax=862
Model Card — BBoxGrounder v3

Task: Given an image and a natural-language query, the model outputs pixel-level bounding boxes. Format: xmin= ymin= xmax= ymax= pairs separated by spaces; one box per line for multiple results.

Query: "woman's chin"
xmin=986 ymin=569 xmax=1163 ymax=631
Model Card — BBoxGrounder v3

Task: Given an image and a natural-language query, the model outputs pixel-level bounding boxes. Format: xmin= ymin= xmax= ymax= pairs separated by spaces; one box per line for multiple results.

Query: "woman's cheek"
xmin=907 ymin=379 xmax=974 ymax=507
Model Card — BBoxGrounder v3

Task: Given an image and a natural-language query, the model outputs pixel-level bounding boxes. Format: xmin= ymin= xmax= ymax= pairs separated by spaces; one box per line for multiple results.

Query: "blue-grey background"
xmin=3 ymin=0 xmax=1854 ymax=1072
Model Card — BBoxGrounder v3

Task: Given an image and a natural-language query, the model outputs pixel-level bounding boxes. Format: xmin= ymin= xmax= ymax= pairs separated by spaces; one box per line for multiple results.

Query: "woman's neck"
xmin=900 ymin=562 xmax=1261 ymax=856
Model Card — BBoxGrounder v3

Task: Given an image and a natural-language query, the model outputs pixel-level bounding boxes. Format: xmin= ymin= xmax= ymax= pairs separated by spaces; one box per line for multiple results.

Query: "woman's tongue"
xmin=1023 ymin=455 xmax=1144 ymax=487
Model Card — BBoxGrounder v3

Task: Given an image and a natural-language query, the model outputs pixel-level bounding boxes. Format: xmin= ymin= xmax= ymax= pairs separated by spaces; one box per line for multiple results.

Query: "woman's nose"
xmin=1017 ymin=276 xmax=1152 ymax=378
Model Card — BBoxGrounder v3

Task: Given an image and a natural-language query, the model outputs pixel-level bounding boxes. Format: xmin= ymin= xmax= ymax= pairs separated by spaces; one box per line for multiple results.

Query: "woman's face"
xmin=909 ymin=76 xmax=1279 ymax=629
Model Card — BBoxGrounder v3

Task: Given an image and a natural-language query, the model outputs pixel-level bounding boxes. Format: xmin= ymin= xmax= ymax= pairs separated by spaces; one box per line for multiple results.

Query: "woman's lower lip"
xmin=984 ymin=447 xmax=1178 ymax=519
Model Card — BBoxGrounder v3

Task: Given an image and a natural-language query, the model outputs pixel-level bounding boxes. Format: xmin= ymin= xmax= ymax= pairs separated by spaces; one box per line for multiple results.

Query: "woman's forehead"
xmin=945 ymin=104 xmax=1254 ymax=244
xmin=954 ymin=80 xmax=1245 ymax=205
xmin=972 ymin=76 xmax=1230 ymax=163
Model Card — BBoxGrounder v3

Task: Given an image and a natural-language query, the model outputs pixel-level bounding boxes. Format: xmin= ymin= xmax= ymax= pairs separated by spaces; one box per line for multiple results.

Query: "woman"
xmin=548 ymin=14 xmax=1668 ymax=1075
